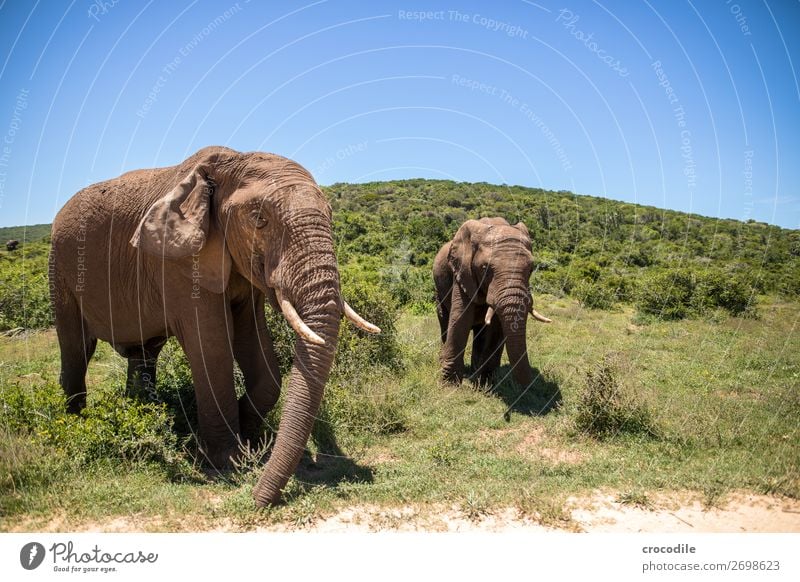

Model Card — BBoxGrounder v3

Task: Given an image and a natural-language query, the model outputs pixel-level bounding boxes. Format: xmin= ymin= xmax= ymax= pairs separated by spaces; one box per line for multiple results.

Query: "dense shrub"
xmin=575 ymin=355 xmax=659 ymax=439
xmin=0 ymin=244 xmax=53 ymax=330
xmin=692 ymin=270 xmax=756 ymax=316
xmin=264 ymin=276 xmax=402 ymax=379
xmin=636 ymin=268 xmax=757 ymax=320
xmin=335 ymin=276 xmax=402 ymax=376
xmin=533 ymin=268 xmax=576 ymax=297
xmin=0 ymin=378 xmax=192 ymax=476
xmin=322 ymin=374 xmax=407 ymax=438
xmin=636 ymin=269 xmax=695 ymax=320
xmin=574 ymin=281 xmax=617 ymax=310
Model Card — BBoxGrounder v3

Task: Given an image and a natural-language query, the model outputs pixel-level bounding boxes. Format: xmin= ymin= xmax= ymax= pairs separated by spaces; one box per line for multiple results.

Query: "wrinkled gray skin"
xmin=433 ymin=218 xmax=548 ymax=388
xmin=50 ymin=146 xmax=349 ymax=506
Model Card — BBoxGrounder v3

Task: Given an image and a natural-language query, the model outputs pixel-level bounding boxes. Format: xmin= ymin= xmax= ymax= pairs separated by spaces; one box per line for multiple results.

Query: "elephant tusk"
xmin=276 ymin=290 xmax=326 ymax=345
xmin=343 ymin=300 xmax=381 ymax=334
xmin=485 ymin=306 xmax=495 ymax=326
xmin=530 ymin=307 xmax=552 ymax=323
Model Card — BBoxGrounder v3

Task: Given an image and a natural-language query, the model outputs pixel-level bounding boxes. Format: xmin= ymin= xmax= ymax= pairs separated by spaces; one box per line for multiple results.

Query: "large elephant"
xmin=49 ymin=146 xmax=379 ymax=506
xmin=433 ymin=218 xmax=551 ymax=388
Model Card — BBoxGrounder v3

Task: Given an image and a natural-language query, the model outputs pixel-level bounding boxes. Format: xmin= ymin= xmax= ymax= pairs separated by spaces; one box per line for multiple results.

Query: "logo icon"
xmin=20 ymin=542 xmax=46 ymax=570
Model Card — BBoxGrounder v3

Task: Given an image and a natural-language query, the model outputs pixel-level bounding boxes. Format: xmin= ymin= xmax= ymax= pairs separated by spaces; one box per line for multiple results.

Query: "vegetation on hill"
xmin=2 ymin=180 xmax=798 ymax=331
xmin=0 ymin=224 xmax=51 ymax=245
xmin=330 ymin=180 xmax=797 ymax=316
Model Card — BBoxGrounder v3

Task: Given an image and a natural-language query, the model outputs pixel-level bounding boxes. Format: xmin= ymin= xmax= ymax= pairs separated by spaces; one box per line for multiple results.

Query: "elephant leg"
xmin=232 ymin=297 xmax=281 ymax=449
xmin=440 ymin=286 xmax=473 ymax=384
xmin=53 ymin=290 xmax=97 ymax=413
xmin=436 ymin=302 xmax=450 ymax=344
xmin=433 ymin=254 xmax=453 ymax=344
xmin=125 ymin=337 xmax=167 ymax=403
xmin=173 ymin=297 xmax=239 ymax=468
xmin=474 ymin=321 xmax=505 ymax=385
xmin=470 ymin=324 xmax=486 ymax=376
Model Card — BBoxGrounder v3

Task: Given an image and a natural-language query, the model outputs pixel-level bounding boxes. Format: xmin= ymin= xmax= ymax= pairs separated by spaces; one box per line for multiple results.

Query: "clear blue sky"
xmin=0 ymin=0 xmax=798 ymax=228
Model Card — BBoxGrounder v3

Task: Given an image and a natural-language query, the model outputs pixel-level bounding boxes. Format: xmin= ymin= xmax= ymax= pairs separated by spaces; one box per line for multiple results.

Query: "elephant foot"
xmin=199 ymin=442 xmax=242 ymax=471
xmin=65 ymin=394 xmax=86 ymax=415
xmin=472 ymin=373 xmax=495 ymax=390
xmin=441 ymin=367 xmax=464 ymax=385
xmin=239 ymin=409 xmax=271 ymax=453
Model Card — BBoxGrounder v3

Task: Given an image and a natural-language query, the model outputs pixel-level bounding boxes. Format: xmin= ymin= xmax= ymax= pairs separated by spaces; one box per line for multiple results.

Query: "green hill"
xmin=328 ymin=180 xmax=800 ymax=309
xmin=0 ymin=223 xmax=51 ymax=244
xmin=1 ymin=180 xmax=798 ymax=330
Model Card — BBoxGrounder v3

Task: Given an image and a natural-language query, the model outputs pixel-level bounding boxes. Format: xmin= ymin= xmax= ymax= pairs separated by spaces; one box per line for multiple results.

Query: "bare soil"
xmin=10 ymin=492 xmax=799 ymax=533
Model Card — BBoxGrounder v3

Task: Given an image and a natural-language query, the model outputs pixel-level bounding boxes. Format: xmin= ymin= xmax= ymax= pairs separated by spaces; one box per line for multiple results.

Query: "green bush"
xmin=382 ymin=264 xmax=434 ymax=313
xmin=574 ymin=281 xmax=617 ymax=310
xmin=0 ymin=244 xmax=53 ymax=330
xmin=575 ymin=355 xmax=659 ymax=439
xmin=692 ymin=270 xmax=756 ymax=317
xmin=534 ymin=268 xmax=576 ymax=297
xmin=636 ymin=268 xmax=757 ymax=320
xmin=334 ymin=276 xmax=403 ymax=377
xmin=321 ymin=374 xmax=407 ymax=438
xmin=0 ymin=379 xmax=192 ymax=477
xmin=264 ymin=276 xmax=402 ymax=379
xmin=636 ymin=269 xmax=695 ymax=320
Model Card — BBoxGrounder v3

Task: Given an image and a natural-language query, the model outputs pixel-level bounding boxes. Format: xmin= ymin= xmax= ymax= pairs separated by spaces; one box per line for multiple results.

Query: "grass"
xmin=1 ymin=295 xmax=798 ymax=531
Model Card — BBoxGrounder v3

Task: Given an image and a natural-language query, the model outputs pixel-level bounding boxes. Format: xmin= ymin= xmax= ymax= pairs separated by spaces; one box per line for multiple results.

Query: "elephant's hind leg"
xmin=232 ymin=298 xmax=281 ymax=448
xmin=53 ymin=291 xmax=97 ymax=413
xmin=470 ymin=324 xmax=487 ymax=379
xmin=125 ymin=337 xmax=167 ymax=402
xmin=472 ymin=321 xmax=505 ymax=386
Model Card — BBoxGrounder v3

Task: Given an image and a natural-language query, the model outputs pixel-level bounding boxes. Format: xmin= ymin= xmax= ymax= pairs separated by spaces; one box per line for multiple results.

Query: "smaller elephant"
xmin=6 ymin=240 xmax=19 ymax=251
xmin=433 ymin=218 xmax=551 ymax=388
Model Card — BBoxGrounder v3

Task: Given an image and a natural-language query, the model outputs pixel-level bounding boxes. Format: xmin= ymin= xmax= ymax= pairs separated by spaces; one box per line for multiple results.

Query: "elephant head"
xmin=449 ymin=217 xmax=550 ymax=387
xmin=130 ymin=146 xmax=378 ymax=506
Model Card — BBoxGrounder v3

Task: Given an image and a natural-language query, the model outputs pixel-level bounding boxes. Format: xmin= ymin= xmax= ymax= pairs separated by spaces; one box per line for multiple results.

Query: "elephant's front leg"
xmin=232 ymin=297 xmax=281 ymax=449
xmin=173 ymin=297 xmax=240 ymax=468
xmin=440 ymin=286 xmax=474 ymax=384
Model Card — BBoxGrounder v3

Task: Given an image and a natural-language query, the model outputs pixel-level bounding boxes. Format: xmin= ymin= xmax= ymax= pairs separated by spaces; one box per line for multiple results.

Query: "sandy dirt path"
xmin=10 ymin=492 xmax=799 ymax=533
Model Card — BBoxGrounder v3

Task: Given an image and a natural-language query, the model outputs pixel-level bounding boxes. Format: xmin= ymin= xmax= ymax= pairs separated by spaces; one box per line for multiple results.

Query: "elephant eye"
xmin=252 ymin=211 xmax=268 ymax=229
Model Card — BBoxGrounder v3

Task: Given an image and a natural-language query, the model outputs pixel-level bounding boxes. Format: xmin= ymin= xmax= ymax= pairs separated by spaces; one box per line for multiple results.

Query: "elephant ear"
xmin=448 ymin=220 xmax=481 ymax=299
xmin=130 ymin=164 xmax=231 ymax=294
xmin=513 ymin=221 xmax=532 ymax=248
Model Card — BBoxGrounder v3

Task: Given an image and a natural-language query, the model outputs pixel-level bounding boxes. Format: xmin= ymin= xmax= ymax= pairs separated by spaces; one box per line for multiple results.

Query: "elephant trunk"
xmin=253 ymin=208 xmax=342 ymax=507
xmin=494 ymin=286 xmax=533 ymax=388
